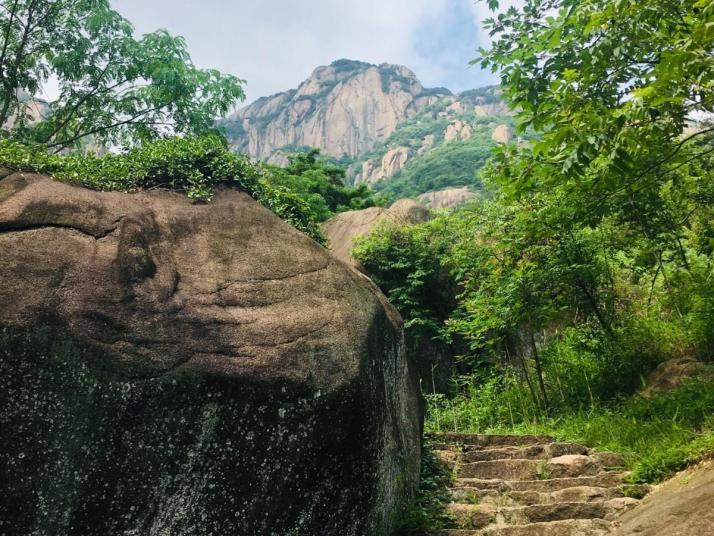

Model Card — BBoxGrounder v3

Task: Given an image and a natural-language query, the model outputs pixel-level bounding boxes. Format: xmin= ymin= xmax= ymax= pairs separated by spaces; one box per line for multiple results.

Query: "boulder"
xmin=612 ymin=461 xmax=714 ymax=536
xmin=0 ymin=174 xmax=420 ymax=536
xmin=323 ymin=199 xmax=430 ymax=269
xmin=638 ymin=357 xmax=709 ymax=399
xmin=417 ymin=186 xmax=477 ymax=210
xmin=492 ymin=123 xmax=514 ymax=144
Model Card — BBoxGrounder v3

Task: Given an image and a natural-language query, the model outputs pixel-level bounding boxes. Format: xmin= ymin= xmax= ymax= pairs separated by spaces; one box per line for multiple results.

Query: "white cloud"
xmin=469 ymin=0 xmax=526 ymax=46
xmin=111 ymin=0 xmax=459 ymax=106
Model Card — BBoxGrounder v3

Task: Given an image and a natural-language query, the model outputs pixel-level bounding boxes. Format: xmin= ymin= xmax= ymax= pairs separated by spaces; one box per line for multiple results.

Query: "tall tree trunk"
xmin=529 ymin=330 xmax=550 ymax=413
xmin=508 ymin=335 xmax=541 ymax=411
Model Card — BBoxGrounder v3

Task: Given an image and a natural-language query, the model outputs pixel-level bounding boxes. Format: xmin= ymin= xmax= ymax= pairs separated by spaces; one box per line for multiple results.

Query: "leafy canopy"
xmin=477 ymin=0 xmax=714 ymax=208
xmin=0 ymin=0 xmax=245 ymax=150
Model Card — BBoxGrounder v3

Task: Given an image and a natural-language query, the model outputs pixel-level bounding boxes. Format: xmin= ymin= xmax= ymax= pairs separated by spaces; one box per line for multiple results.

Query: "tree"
xmin=0 ymin=0 xmax=245 ymax=150
xmin=477 ymin=0 xmax=714 ymax=211
xmin=265 ymin=148 xmax=377 ymax=221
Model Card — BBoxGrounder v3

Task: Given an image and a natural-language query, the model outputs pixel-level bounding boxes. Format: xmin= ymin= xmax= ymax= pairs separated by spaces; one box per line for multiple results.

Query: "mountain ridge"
xmin=222 ymin=58 xmax=515 ymax=199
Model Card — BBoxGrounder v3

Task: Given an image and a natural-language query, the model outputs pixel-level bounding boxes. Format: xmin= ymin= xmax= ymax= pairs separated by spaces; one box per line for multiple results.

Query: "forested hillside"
xmin=354 ymin=3 xmax=714 ymax=526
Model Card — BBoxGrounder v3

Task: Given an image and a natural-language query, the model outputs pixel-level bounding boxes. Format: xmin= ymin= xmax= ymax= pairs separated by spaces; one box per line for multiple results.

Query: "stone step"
xmin=431 ymin=433 xmax=555 ymax=448
xmin=451 ymin=485 xmax=626 ymax=507
xmin=458 ymin=443 xmax=588 ymax=463
xmin=437 ymin=518 xmax=612 ymax=536
xmin=455 ymin=472 xmax=628 ymax=493
xmin=457 ymin=455 xmax=603 ymax=480
xmin=448 ymin=498 xmax=638 ymax=530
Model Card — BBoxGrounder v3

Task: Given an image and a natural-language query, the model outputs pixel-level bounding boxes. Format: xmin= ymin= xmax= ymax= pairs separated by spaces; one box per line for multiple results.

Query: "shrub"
xmin=0 ymin=136 xmax=325 ymax=243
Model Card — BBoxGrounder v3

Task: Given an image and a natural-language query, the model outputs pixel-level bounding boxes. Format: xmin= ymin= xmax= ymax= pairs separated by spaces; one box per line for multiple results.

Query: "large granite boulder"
xmin=323 ymin=199 xmax=430 ymax=270
xmin=0 ymin=173 xmax=420 ymax=536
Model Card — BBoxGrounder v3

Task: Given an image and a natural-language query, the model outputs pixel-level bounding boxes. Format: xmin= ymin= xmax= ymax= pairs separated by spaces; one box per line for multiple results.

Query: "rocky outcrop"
xmin=638 ymin=357 xmax=710 ymax=399
xmin=324 ymin=199 xmax=430 ymax=269
xmin=611 ymin=461 xmax=714 ymax=536
xmin=417 ymin=187 xmax=477 ymax=210
xmin=382 ymin=146 xmax=411 ymax=176
xmin=445 ymin=120 xmax=473 ymax=143
xmin=474 ymin=102 xmax=510 ymax=117
xmin=0 ymin=174 xmax=420 ymax=535
xmin=492 ymin=123 xmax=514 ymax=144
xmin=225 ymin=59 xmax=448 ymax=160
xmin=356 ymin=146 xmax=412 ymax=185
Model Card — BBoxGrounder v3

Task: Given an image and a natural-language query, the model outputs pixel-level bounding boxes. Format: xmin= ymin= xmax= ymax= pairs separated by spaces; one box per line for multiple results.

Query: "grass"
xmin=426 ymin=378 xmax=714 ymax=484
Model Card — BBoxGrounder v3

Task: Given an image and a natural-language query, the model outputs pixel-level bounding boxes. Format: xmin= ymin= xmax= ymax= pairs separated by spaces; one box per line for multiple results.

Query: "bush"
xmin=0 ymin=136 xmax=325 ymax=243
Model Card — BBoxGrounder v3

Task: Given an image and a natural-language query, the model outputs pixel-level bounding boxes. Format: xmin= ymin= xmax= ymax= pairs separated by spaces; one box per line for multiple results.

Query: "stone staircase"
xmin=431 ymin=433 xmax=651 ymax=536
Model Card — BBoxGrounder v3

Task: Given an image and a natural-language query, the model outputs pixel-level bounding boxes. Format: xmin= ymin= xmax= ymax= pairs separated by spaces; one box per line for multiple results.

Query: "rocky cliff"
xmin=222 ymin=60 xmax=518 ymax=201
xmin=223 ymin=59 xmax=449 ymax=162
xmin=0 ymin=173 xmax=420 ymax=536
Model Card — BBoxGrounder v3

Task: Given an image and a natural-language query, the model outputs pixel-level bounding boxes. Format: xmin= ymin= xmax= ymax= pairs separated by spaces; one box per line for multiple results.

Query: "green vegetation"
xmin=355 ymin=0 xmax=714 ymax=486
xmin=375 ymin=135 xmax=494 ymax=198
xmin=349 ymin=89 xmax=513 ymax=199
xmin=265 ymin=148 xmax=378 ymax=221
xmin=0 ymin=136 xmax=327 ymax=242
xmin=393 ymin=441 xmax=454 ymax=536
xmin=0 ymin=0 xmax=244 ymax=150
xmin=428 ymin=378 xmax=714 ymax=484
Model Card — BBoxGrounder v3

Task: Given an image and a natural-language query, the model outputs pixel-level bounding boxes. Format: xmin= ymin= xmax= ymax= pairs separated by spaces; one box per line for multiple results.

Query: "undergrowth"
xmin=427 ymin=378 xmax=714 ymax=484
xmin=392 ymin=440 xmax=454 ymax=536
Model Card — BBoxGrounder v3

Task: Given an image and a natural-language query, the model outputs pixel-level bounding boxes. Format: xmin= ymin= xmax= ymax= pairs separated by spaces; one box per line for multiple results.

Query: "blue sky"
xmin=110 ymin=0 xmax=521 ymax=107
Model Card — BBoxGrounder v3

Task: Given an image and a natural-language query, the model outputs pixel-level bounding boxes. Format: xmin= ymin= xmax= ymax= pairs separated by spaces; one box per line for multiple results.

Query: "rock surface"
xmin=611 ymin=461 xmax=714 ymax=536
xmin=323 ymin=199 xmax=430 ymax=269
xmin=432 ymin=433 xmax=648 ymax=536
xmin=226 ymin=60 xmax=446 ymax=160
xmin=356 ymin=146 xmax=412 ymax=186
xmin=0 ymin=173 xmax=421 ymax=535
xmin=492 ymin=123 xmax=514 ymax=144
xmin=638 ymin=357 xmax=709 ymax=398
xmin=417 ymin=186 xmax=477 ymax=210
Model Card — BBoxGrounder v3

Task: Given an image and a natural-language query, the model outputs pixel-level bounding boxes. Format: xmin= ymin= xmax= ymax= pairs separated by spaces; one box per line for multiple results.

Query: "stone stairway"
xmin=431 ymin=433 xmax=651 ymax=536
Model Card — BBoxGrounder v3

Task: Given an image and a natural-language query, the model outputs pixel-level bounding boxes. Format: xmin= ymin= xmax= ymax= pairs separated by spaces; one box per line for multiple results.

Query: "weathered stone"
xmin=0 ymin=174 xmax=420 ymax=536
xmin=417 ymin=186 xmax=477 ymax=210
xmin=638 ymin=357 xmax=708 ymax=398
xmin=611 ymin=461 xmax=714 ymax=536
xmin=492 ymin=123 xmax=513 ymax=144
xmin=323 ymin=199 xmax=430 ymax=269
xmin=547 ymin=455 xmax=602 ymax=478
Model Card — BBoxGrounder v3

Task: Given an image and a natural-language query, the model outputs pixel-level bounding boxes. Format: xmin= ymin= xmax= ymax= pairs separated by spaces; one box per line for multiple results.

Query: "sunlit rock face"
xmin=0 ymin=174 xmax=420 ymax=536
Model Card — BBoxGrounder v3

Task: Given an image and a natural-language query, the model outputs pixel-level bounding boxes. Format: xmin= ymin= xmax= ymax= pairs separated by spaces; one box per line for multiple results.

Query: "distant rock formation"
xmin=418 ymin=186 xmax=477 ymax=210
xmin=492 ymin=123 xmax=514 ymax=144
xmin=0 ymin=173 xmax=420 ymax=536
xmin=324 ymin=199 xmax=430 ymax=269
xmin=225 ymin=59 xmax=448 ymax=160
xmin=356 ymin=146 xmax=411 ymax=185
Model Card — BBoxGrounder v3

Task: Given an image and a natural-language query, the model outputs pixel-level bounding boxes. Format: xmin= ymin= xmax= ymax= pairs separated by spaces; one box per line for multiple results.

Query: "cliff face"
xmin=224 ymin=59 xmax=449 ymax=161
xmin=223 ymin=59 xmax=516 ymax=200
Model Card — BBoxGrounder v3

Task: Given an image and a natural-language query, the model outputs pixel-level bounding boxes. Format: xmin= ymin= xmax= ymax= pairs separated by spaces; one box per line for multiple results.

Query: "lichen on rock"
xmin=0 ymin=173 xmax=421 ymax=535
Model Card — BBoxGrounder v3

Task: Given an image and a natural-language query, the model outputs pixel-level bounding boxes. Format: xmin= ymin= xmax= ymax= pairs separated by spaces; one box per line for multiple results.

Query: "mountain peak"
xmin=225 ymin=59 xmax=451 ymax=161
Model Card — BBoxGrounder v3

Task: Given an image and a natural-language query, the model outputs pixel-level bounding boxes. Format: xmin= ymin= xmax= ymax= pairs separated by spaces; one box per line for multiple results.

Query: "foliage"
xmin=375 ymin=137 xmax=493 ymax=199
xmin=356 ymin=0 xmax=714 ymax=489
xmin=427 ymin=377 xmax=714 ymax=484
xmin=0 ymin=136 xmax=326 ymax=242
xmin=392 ymin=441 xmax=454 ymax=536
xmin=265 ymin=148 xmax=378 ymax=221
xmin=0 ymin=0 xmax=244 ymax=150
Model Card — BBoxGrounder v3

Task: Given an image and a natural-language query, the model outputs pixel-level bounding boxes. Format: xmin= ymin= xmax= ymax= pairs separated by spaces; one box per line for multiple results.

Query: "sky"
xmin=110 ymin=0 xmax=522 ymax=108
